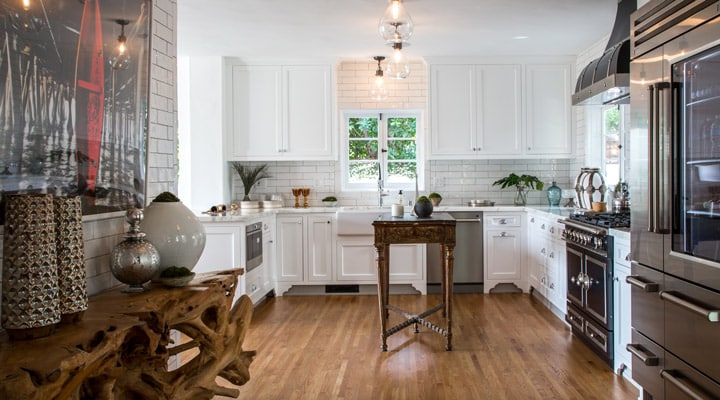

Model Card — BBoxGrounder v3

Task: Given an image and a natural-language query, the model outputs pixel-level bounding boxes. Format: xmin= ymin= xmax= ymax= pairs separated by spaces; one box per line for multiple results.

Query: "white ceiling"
xmin=177 ymin=0 xmax=618 ymax=60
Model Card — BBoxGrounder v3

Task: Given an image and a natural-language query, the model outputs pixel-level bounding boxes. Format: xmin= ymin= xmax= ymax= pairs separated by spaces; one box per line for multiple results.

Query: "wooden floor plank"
xmin=224 ymin=293 xmax=639 ymax=399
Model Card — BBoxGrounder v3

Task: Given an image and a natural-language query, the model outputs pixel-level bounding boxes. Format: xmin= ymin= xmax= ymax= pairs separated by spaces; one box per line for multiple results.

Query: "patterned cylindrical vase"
xmin=1 ymin=194 xmax=60 ymax=339
xmin=53 ymin=196 xmax=88 ymax=323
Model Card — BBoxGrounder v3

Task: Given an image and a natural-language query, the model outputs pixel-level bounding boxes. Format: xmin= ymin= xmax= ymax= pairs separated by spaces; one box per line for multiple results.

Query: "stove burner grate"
xmin=569 ymin=212 xmax=630 ymax=229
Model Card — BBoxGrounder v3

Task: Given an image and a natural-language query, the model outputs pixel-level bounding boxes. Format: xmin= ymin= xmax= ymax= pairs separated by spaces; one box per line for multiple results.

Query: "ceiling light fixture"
xmin=115 ymin=19 xmax=129 ymax=55
xmin=370 ymin=56 xmax=388 ymax=101
xmin=385 ymin=42 xmax=410 ymax=79
xmin=21 ymin=0 xmax=30 ymax=11
xmin=378 ymin=0 xmax=413 ymax=45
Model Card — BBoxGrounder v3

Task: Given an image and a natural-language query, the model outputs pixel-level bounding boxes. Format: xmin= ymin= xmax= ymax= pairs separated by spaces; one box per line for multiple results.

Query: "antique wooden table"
xmin=0 ymin=269 xmax=255 ymax=400
xmin=372 ymin=213 xmax=456 ymax=351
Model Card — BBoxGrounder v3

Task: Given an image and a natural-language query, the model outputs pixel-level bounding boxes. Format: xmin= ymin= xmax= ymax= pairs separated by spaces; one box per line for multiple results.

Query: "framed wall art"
xmin=0 ymin=0 xmax=151 ymax=220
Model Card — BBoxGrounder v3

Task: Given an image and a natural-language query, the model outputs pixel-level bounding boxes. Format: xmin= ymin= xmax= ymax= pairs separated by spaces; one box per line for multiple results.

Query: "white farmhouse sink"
xmin=336 ymin=208 xmax=387 ymax=235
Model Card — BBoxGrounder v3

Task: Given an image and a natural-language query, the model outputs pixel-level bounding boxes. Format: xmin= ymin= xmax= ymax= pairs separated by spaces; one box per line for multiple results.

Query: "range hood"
xmin=572 ymin=0 xmax=636 ymax=106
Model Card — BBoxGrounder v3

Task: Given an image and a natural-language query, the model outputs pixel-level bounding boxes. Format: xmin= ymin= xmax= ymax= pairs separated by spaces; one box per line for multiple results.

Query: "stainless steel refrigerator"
xmin=628 ymin=1 xmax=720 ymax=398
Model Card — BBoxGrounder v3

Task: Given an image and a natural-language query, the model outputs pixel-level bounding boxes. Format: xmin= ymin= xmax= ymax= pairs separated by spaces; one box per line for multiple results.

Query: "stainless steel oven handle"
xmin=660 ymin=291 xmax=720 ymax=322
xmin=625 ymin=276 xmax=660 ymax=292
xmin=661 ymin=370 xmax=713 ymax=400
xmin=561 ymin=219 xmax=606 ymax=236
xmin=626 ymin=344 xmax=659 ymax=366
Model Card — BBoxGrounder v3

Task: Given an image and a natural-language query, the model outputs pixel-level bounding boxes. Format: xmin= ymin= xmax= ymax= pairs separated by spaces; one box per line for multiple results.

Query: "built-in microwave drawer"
xmin=663 ymin=275 xmax=720 ymax=384
xmin=629 ymin=262 xmax=664 ymax=346
xmin=664 ymin=351 xmax=720 ymax=400
xmin=485 ymin=214 xmax=521 ymax=227
xmin=628 ymin=329 xmax=665 ymax=400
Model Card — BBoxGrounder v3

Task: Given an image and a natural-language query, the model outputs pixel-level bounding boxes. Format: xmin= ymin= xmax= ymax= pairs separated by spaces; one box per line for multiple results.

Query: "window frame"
xmin=600 ymin=104 xmax=627 ymax=186
xmin=341 ymin=110 xmax=424 ymax=192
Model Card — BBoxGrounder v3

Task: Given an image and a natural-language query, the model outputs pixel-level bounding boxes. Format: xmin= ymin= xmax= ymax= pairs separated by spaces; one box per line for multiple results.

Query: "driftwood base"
xmin=0 ymin=269 xmax=254 ymax=399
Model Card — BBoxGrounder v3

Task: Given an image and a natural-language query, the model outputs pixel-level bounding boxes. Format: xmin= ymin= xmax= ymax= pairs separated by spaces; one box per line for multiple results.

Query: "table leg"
xmin=375 ymin=243 xmax=389 ymax=351
xmin=444 ymin=244 xmax=455 ymax=351
xmin=440 ymin=244 xmax=447 ymax=318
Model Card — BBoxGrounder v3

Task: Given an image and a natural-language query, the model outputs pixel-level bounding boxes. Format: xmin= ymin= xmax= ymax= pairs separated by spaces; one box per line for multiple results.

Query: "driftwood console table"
xmin=0 ymin=269 xmax=255 ymax=399
xmin=373 ymin=213 xmax=456 ymax=351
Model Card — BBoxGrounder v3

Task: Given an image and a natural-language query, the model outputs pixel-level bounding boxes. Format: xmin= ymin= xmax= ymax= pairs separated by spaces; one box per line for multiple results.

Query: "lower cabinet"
xmin=336 ymin=237 xmax=425 ymax=286
xmin=612 ymin=229 xmax=635 ymax=383
xmin=196 ymin=217 xmax=275 ymax=306
xmin=526 ymin=212 xmax=566 ymax=313
xmin=484 ymin=212 xmax=525 ymax=293
xmin=275 ymin=213 xmax=335 ymax=294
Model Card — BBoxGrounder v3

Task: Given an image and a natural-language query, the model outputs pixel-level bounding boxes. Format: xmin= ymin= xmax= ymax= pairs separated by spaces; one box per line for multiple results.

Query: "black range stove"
xmin=560 ymin=211 xmax=630 ymax=368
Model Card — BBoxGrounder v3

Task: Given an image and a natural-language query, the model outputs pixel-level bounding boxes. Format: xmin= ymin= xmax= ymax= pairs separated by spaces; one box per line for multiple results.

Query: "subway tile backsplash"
xmin=233 ymin=158 xmax=576 ymax=207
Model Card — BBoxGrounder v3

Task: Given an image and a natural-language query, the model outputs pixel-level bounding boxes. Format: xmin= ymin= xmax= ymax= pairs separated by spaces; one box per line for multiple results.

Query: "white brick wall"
xmin=0 ymin=0 xmax=178 ymax=307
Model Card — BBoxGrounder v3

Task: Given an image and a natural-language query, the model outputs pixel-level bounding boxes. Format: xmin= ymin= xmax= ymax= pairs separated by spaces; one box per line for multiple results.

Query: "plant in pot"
xmin=321 ymin=196 xmax=338 ymax=207
xmin=492 ymin=173 xmax=544 ymax=206
xmin=428 ymin=192 xmax=442 ymax=206
xmin=414 ymin=196 xmax=433 ymax=218
xmin=231 ymin=162 xmax=270 ymax=201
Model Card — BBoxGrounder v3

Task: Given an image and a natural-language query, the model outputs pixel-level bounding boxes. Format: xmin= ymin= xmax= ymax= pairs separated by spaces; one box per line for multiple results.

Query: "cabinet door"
xmin=389 ymin=244 xmax=425 ymax=281
xmin=306 ymin=215 xmax=334 ymax=281
xmin=525 ymin=64 xmax=572 ymax=155
xmin=485 ymin=228 xmax=523 ymax=281
xmin=275 ymin=216 xmax=304 ymax=281
xmin=336 ymin=237 xmax=377 ymax=281
xmin=550 ymin=239 xmax=567 ymax=313
xmin=194 ymin=224 xmax=243 ymax=274
xmin=429 ymin=65 xmax=476 ymax=157
xmin=476 ymin=65 xmax=522 ymax=155
xmin=614 ymin=263 xmax=632 ymax=377
xmin=228 ymin=65 xmax=282 ymax=159
xmin=283 ymin=66 xmax=333 ymax=159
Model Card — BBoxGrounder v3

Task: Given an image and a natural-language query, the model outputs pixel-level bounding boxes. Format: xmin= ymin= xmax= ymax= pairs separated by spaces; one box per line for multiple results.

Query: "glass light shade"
xmin=385 ymin=49 xmax=410 ymax=79
xmin=370 ymin=78 xmax=388 ymax=101
xmin=378 ymin=0 xmax=414 ymax=44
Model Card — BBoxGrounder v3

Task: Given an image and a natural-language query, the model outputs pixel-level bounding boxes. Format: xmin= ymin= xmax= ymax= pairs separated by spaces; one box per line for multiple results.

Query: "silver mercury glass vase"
xmin=110 ymin=209 xmax=160 ymax=292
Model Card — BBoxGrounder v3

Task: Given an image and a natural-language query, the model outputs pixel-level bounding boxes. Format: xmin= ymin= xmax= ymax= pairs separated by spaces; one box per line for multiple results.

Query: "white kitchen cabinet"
xmin=226 ymin=63 xmax=333 ymax=161
xmin=484 ymin=213 xmax=525 ymax=293
xmin=275 ymin=215 xmax=305 ymax=282
xmin=306 ymin=214 xmax=334 ymax=281
xmin=430 ymin=64 xmax=522 ymax=158
xmin=336 ymin=238 xmax=425 ymax=286
xmin=526 ymin=212 xmax=567 ymax=314
xmin=611 ymin=229 xmax=634 ymax=382
xmin=274 ymin=213 xmax=335 ymax=294
xmin=194 ymin=223 xmax=244 ymax=273
xmin=525 ymin=64 xmax=572 ymax=155
xmin=429 ymin=61 xmax=572 ymax=159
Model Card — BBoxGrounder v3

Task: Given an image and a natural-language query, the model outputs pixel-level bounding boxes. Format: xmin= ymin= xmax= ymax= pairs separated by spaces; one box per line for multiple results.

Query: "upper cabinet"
xmin=430 ymin=64 xmax=522 ymax=157
xmin=429 ymin=61 xmax=572 ymax=159
xmin=226 ymin=63 xmax=334 ymax=161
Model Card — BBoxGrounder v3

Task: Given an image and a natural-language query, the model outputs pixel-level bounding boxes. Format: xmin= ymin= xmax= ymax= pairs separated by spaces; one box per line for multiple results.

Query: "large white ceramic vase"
xmin=140 ymin=201 xmax=206 ymax=274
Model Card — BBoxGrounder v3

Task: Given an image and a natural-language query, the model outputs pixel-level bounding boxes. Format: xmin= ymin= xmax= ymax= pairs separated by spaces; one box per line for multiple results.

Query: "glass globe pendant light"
xmin=385 ymin=42 xmax=410 ymax=79
xmin=378 ymin=0 xmax=414 ymax=44
xmin=370 ymin=56 xmax=388 ymax=101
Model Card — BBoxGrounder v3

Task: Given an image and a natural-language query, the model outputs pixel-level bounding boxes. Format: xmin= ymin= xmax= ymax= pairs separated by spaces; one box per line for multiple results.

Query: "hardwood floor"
xmin=226 ymin=293 xmax=639 ymax=399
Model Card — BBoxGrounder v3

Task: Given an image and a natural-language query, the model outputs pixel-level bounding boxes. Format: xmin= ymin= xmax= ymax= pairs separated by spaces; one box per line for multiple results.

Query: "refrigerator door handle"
xmin=650 ymin=82 xmax=671 ymax=234
xmin=647 ymin=83 xmax=657 ymax=233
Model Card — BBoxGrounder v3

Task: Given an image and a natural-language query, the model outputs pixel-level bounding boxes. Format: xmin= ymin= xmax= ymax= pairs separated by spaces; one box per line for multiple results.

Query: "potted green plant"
xmin=492 ymin=173 xmax=544 ymax=206
xmin=231 ymin=162 xmax=270 ymax=201
xmin=321 ymin=196 xmax=338 ymax=207
xmin=428 ymin=192 xmax=442 ymax=207
xmin=414 ymin=195 xmax=433 ymax=218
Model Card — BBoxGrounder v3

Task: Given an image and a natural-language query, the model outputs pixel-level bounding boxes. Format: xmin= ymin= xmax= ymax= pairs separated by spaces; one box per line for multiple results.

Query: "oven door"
xmin=566 ymin=244 xmax=584 ymax=309
xmin=245 ymin=223 xmax=263 ymax=271
xmin=584 ymin=251 xmax=612 ymax=327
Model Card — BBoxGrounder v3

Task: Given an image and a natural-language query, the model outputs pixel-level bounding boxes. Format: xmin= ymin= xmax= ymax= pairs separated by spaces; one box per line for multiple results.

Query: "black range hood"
xmin=572 ymin=0 xmax=636 ymax=106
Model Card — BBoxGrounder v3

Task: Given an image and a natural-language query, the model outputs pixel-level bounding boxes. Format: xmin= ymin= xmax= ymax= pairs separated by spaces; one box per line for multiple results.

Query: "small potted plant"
xmin=428 ymin=192 xmax=442 ymax=207
xmin=492 ymin=173 xmax=544 ymax=206
xmin=231 ymin=162 xmax=270 ymax=201
xmin=414 ymin=196 xmax=433 ymax=218
xmin=321 ymin=196 xmax=338 ymax=207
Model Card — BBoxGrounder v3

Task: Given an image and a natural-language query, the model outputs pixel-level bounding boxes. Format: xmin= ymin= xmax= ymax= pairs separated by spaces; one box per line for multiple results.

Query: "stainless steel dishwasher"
xmin=427 ymin=211 xmax=483 ymax=293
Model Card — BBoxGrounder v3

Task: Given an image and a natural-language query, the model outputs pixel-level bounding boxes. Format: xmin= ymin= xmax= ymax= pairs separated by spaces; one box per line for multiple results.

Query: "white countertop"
xmin=196 ymin=204 xmax=576 ymax=223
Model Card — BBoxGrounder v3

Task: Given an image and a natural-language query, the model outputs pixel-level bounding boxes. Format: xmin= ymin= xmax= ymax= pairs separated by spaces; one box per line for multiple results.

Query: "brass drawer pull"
xmin=660 ymin=291 xmax=720 ymax=323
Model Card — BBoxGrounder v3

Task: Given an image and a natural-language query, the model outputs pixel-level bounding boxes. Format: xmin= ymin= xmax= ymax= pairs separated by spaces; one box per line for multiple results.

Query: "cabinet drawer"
xmin=629 ymin=262 xmax=664 ymax=346
xmin=628 ymin=329 xmax=665 ymax=400
xmin=614 ymin=240 xmax=631 ymax=268
xmin=246 ymin=271 xmax=263 ymax=299
xmin=486 ymin=214 xmax=521 ymax=227
xmin=664 ymin=275 xmax=720 ymax=384
xmin=664 ymin=351 xmax=720 ymax=400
